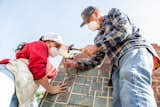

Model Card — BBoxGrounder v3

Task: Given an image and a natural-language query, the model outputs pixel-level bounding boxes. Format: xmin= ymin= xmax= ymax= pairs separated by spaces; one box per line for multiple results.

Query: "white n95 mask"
xmin=49 ymin=47 xmax=59 ymax=57
xmin=87 ymin=21 xmax=100 ymax=31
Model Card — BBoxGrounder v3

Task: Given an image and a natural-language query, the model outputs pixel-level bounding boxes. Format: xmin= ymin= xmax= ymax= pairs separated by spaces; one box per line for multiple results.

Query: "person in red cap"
xmin=0 ymin=33 xmax=67 ymax=107
xmin=63 ymin=6 xmax=160 ymax=107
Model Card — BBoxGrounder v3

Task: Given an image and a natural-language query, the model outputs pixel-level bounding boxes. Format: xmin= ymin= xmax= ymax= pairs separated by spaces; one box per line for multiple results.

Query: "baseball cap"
xmin=80 ymin=6 xmax=96 ymax=27
xmin=41 ymin=33 xmax=63 ymax=44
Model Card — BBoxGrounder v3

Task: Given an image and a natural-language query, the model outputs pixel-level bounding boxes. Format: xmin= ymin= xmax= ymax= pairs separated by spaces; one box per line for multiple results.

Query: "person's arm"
xmin=63 ymin=48 xmax=105 ymax=71
xmin=76 ymin=49 xmax=105 ymax=71
xmin=37 ymin=75 xmax=66 ymax=94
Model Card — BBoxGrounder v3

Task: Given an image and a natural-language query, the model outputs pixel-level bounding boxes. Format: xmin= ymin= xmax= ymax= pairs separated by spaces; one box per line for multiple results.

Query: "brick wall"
xmin=152 ymin=44 xmax=160 ymax=106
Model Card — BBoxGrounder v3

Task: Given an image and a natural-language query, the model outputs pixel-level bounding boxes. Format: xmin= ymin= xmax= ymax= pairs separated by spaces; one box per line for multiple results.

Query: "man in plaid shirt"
xmin=63 ymin=6 xmax=159 ymax=107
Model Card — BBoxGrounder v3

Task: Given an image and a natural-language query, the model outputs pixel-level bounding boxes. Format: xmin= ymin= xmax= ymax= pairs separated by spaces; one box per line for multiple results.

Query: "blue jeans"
xmin=0 ymin=65 xmax=18 ymax=107
xmin=112 ymin=48 xmax=157 ymax=107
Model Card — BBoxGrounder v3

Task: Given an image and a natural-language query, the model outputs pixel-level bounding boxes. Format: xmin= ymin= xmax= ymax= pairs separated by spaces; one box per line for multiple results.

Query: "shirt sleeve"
xmin=28 ymin=42 xmax=48 ymax=80
xmin=0 ymin=59 xmax=10 ymax=64
xmin=76 ymin=49 xmax=105 ymax=71
xmin=96 ymin=8 xmax=132 ymax=49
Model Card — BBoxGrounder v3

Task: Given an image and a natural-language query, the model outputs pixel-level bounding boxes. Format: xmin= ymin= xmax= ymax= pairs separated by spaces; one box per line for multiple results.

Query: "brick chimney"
xmin=152 ymin=43 xmax=160 ymax=105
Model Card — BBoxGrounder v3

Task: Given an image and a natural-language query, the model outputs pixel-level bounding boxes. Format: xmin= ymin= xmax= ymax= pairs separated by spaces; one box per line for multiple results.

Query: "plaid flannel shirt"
xmin=77 ymin=8 xmax=160 ymax=71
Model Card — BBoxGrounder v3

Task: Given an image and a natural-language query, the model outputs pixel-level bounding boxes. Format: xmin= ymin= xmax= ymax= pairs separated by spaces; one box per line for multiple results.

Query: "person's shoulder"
xmin=27 ymin=41 xmax=48 ymax=50
xmin=108 ymin=8 xmax=121 ymax=13
xmin=107 ymin=8 xmax=122 ymax=18
xmin=28 ymin=41 xmax=46 ymax=46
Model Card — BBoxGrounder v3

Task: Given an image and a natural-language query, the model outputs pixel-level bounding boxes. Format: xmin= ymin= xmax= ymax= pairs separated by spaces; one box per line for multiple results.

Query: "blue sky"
xmin=0 ymin=0 xmax=160 ymax=67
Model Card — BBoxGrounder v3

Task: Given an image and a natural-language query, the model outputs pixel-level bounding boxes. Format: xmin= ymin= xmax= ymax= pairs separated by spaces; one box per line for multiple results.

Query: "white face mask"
xmin=87 ymin=21 xmax=100 ymax=31
xmin=49 ymin=47 xmax=59 ymax=57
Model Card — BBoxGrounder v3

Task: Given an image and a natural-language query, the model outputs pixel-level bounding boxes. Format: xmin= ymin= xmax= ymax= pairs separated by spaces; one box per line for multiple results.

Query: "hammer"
xmin=67 ymin=44 xmax=82 ymax=53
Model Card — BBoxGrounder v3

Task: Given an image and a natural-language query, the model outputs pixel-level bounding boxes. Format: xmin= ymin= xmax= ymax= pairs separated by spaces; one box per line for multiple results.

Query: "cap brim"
xmin=53 ymin=40 xmax=63 ymax=45
xmin=80 ymin=22 xmax=85 ymax=27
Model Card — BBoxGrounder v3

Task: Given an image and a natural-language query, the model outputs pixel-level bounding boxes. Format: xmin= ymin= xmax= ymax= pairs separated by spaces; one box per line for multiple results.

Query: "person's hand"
xmin=50 ymin=83 xmax=67 ymax=95
xmin=46 ymin=62 xmax=58 ymax=79
xmin=63 ymin=59 xmax=78 ymax=69
xmin=82 ymin=45 xmax=98 ymax=56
